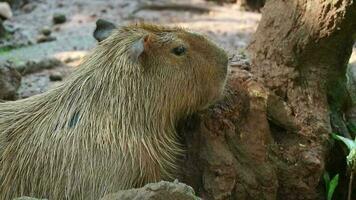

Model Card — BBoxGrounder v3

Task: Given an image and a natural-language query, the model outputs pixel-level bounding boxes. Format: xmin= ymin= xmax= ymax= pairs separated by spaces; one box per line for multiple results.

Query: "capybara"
xmin=0 ymin=23 xmax=228 ymax=199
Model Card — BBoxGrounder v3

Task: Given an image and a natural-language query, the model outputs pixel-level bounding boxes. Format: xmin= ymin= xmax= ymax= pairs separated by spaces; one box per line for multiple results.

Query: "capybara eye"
xmin=172 ymin=46 xmax=186 ymax=56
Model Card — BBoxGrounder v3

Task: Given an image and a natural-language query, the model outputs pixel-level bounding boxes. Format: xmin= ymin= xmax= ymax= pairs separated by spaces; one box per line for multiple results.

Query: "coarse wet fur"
xmin=0 ymin=23 xmax=228 ymax=199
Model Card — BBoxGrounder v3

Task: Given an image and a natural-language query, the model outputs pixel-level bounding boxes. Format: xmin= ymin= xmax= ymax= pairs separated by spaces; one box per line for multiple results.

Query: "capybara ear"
xmin=143 ymin=34 xmax=152 ymax=49
xmin=130 ymin=34 xmax=151 ymax=61
xmin=93 ymin=19 xmax=117 ymax=42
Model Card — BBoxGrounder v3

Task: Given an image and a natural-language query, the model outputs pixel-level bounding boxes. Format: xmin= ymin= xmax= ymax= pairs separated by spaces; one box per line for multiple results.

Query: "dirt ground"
xmin=2 ymin=0 xmax=261 ymax=98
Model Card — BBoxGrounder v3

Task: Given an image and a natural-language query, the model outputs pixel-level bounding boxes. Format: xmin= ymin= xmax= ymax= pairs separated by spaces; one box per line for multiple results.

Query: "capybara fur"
xmin=0 ymin=23 xmax=228 ymax=199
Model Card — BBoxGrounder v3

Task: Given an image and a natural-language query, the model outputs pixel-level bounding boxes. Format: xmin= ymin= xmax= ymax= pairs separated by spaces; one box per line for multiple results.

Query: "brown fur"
xmin=0 ymin=23 xmax=228 ymax=199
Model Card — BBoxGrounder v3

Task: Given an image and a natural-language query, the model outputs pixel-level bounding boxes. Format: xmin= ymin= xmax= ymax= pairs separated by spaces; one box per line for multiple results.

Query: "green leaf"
xmin=332 ymin=133 xmax=356 ymax=150
xmin=323 ymin=172 xmax=330 ymax=192
xmin=347 ymin=149 xmax=356 ymax=169
xmin=327 ymin=174 xmax=339 ymax=200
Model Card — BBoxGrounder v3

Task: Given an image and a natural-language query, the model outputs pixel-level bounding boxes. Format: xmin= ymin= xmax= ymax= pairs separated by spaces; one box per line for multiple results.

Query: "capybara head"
xmin=93 ymin=23 xmax=228 ymax=118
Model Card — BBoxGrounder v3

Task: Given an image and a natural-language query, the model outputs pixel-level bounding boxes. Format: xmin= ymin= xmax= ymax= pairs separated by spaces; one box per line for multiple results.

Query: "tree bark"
xmin=182 ymin=0 xmax=356 ymax=199
xmin=182 ymin=68 xmax=279 ymax=200
xmin=248 ymin=0 xmax=355 ymax=198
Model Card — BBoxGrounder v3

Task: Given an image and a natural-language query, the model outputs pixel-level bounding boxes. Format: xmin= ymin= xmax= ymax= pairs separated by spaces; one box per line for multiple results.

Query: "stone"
xmin=0 ymin=2 xmax=12 ymax=20
xmin=100 ymin=181 xmax=200 ymax=200
xmin=53 ymin=13 xmax=66 ymax=24
xmin=49 ymin=71 xmax=63 ymax=81
xmin=41 ymin=26 xmax=52 ymax=36
xmin=0 ymin=62 xmax=21 ymax=100
xmin=93 ymin=19 xmax=116 ymax=42
xmin=22 ymin=3 xmax=37 ymax=13
xmin=36 ymin=35 xmax=56 ymax=43
xmin=15 ymin=58 xmax=62 ymax=75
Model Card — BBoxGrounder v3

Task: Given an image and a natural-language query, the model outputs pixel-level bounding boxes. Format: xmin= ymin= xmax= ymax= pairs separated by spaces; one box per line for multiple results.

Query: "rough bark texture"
xmin=248 ymin=0 xmax=356 ymax=199
xmin=182 ymin=67 xmax=278 ymax=200
xmin=182 ymin=0 xmax=356 ymax=200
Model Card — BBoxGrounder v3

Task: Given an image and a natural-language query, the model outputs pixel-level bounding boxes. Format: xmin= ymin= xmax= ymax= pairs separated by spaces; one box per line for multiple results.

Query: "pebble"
xmin=16 ymin=58 xmax=62 ymax=75
xmin=49 ymin=72 xmax=63 ymax=81
xmin=0 ymin=2 xmax=12 ymax=20
xmin=41 ymin=27 xmax=52 ymax=36
xmin=0 ymin=62 xmax=21 ymax=100
xmin=36 ymin=35 xmax=56 ymax=43
xmin=53 ymin=13 xmax=66 ymax=24
xmin=22 ymin=3 xmax=37 ymax=13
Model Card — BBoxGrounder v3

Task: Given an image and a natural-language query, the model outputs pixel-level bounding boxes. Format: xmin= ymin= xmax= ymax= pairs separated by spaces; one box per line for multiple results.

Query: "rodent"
xmin=0 ymin=23 xmax=228 ymax=199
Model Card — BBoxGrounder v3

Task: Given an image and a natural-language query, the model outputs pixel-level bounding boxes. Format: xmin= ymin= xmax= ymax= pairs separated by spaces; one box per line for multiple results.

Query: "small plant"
xmin=323 ymin=172 xmax=339 ymax=200
xmin=332 ymin=133 xmax=356 ymax=200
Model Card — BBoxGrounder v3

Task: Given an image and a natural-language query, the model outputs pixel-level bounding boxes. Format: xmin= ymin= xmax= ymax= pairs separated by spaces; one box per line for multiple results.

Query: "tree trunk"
xmin=182 ymin=68 xmax=279 ymax=200
xmin=182 ymin=0 xmax=356 ymax=199
xmin=248 ymin=0 xmax=356 ymax=198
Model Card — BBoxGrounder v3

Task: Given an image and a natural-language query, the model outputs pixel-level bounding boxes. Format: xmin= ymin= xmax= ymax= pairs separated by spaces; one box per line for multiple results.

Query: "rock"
xmin=229 ymin=52 xmax=251 ymax=71
xmin=16 ymin=72 xmax=51 ymax=99
xmin=57 ymin=2 xmax=64 ymax=8
xmin=36 ymin=35 xmax=56 ymax=43
xmin=41 ymin=26 xmax=51 ymax=36
xmin=4 ymin=23 xmax=16 ymax=34
xmin=10 ymin=181 xmax=198 ymax=200
xmin=0 ymin=2 xmax=12 ymax=20
xmin=53 ymin=13 xmax=66 ymax=24
xmin=22 ymin=3 xmax=37 ymax=13
xmin=3 ymin=0 xmax=29 ymax=9
xmin=15 ymin=58 xmax=62 ymax=75
xmin=54 ymin=51 xmax=87 ymax=64
xmin=0 ymin=62 xmax=21 ymax=100
xmin=93 ymin=19 xmax=117 ymax=42
xmin=49 ymin=71 xmax=63 ymax=81
xmin=100 ymin=181 xmax=200 ymax=200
